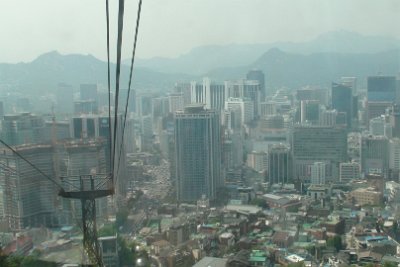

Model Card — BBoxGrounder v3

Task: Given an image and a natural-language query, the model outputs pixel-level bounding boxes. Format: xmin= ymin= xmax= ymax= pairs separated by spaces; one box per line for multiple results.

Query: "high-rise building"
xmin=332 ymin=82 xmax=353 ymax=128
xmin=225 ymin=79 xmax=261 ymax=117
xmin=1 ymin=113 xmax=46 ymax=146
xmin=191 ymin=78 xmax=226 ymax=111
xmin=174 ymin=82 xmax=192 ymax=106
xmin=341 ymin=77 xmax=357 ymax=96
xmin=0 ymin=144 xmax=59 ymax=230
xmin=246 ymin=151 xmax=268 ymax=173
xmin=225 ymin=97 xmax=254 ymax=125
xmin=80 ymin=84 xmax=98 ymax=102
xmin=367 ymin=101 xmax=392 ymax=124
xmin=390 ymin=104 xmax=400 ymax=138
xmin=339 ymin=162 xmax=360 ymax=183
xmin=311 ymin=162 xmax=326 ymax=185
xmin=296 ymin=88 xmax=329 ymax=106
xmin=268 ymin=144 xmax=292 ymax=185
xmin=174 ymin=105 xmax=221 ymax=202
xmin=367 ymin=76 xmax=396 ymax=102
xmin=136 ymin=94 xmax=153 ymax=117
xmin=389 ymin=138 xmax=400 ymax=172
xmin=168 ymin=93 xmax=184 ymax=113
xmin=62 ymin=139 xmax=109 ymax=219
xmin=369 ymin=116 xmax=391 ymax=137
xmin=246 ymin=69 xmax=265 ymax=100
xmin=291 ymin=126 xmax=347 ymax=181
xmin=300 ymin=100 xmax=320 ymax=125
xmin=56 ymin=83 xmax=74 ymax=114
xmin=361 ymin=135 xmax=389 ymax=175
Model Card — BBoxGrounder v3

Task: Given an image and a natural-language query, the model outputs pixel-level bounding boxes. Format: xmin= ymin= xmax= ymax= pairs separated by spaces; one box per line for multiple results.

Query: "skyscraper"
xmin=367 ymin=76 xmax=396 ymax=102
xmin=57 ymin=83 xmax=74 ymax=114
xmin=246 ymin=69 xmax=265 ymax=101
xmin=361 ymin=135 xmax=389 ymax=176
xmin=311 ymin=162 xmax=326 ymax=185
xmin=174 ymin=105 xmax=221 ymax=202
xmin=332 ymin=82 xmax=353 ymax=128
xmin=268 ymin=144 xmax=292 ymax=185
xmin=291 ymin=126 xmax=347 ymax=181
xmin=191 ymin=78 xmax=226 ymax=111
xmin=300 ymin=100 xmax=320 ymax=125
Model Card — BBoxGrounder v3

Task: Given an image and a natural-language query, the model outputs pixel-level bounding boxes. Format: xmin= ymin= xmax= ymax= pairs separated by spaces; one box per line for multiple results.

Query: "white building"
xmin=225 ymin=97 xmax=254 ymax=125
xmin=311 ymin=162 xmax=326 ymax=185
xmin=246 ymin=151 xmax=268 ymax=173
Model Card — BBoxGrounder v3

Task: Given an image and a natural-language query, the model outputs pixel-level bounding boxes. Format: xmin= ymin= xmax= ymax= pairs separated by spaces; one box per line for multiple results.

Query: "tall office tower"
xmin=341 ymin=77 xmax=359 ymax=120
xmin=247 ymin=69 xmax=265 ymax=101
xmin=268 ymin=144 xmax=292 ymax=185
xmin=222 ymin=131 xmax=243 ymax=171
xmin=332 ymin=82 xmax=353 ymax=128
xmin=152 ymin=97 xmax=169 ymax=118
xmin=390 ymin=105 xmax=400 ymax=138
xmin=261 ymin=115 xmax=284 ymax=130
xmin=319 ymin=107 xmax=338 ymax=126
xmin=361 ymin=135 xmax=389 ymax=176
xmin=368 ymin=76 xmax=397 ymax=102
xmin=296 ymin=88 xmax=329 ymax=106
xmin=389 ymin=138 xmax=400 ymax=173
xmin=191 ymin=77 xmax=226 ymax=111
xmin=168 ymin=92 xmax=184 ymax=113
xmin=174 ymin=105 xmax=221 ymax=202
xmin=74 ymin=100 xmax=98 ymax=114
xmin=260 ymin=101 xmax=277 ymax=118
xmin=369 ymin=116 xmax=387 ymax=136
xmin=174 ymin=82 xmax=192 ymax=106
xmin=291 ymin=126 xmax=347 ymax=181
xmin=341 ymin=77 xmax=357 ymax=95
xmin=246 ymin=151 xmax=268 ymax=173
xmin=225 ymin=97 xmax=254 ymax=125
xmin=62 ymin=139 xmax=109 ymax=219
xmin=0 ymin=101 xmax=4 ymax=119
xmin=340 ymin=162 xmax=361 ymax=183
xmin=367 ymin=101 xmax=392 ymax=124
xmin=0 ymin=144 xmax=59 ymax=230
xmin=80 ymin=84 xmax=98 ymax=102
xmin=225 ymin=79 xmax=261 ymax=117
xmin=1 ymin=113 xmax=46 ymax=146
xmin=311 ymin=162 xmax=326 ymax=185
xmin=300 ymin=100 xmax=320 ymax=125
xmin=136 ymin=94 xmax=153 ymax=117
xmin=69 ymin=114 xmax=126 ymax=192
xmin=56 ymin=83 xmax=74 ymax=114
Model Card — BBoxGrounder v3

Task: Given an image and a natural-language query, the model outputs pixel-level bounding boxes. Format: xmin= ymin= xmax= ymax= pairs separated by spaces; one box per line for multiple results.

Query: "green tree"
xmin=287 ymin=262 xmax=305 ymax=267
xmin=327 ymin=235 xmax=343 ymax=251
xmin=383 ymin=261 xmax=398 ymax=267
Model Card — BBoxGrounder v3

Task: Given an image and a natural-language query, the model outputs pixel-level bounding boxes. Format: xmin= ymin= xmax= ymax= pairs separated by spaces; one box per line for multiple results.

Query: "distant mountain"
xmin=130 ymin=31 xmax=400 ymax=75
xmin=205 ymin=48 xmax=400 ymax=89
xmin=0 ymin=51 xmax=194 ymax=95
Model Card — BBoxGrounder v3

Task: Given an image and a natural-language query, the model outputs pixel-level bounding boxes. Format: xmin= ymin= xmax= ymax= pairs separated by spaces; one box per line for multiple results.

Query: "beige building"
xmin=350 ymin=187 xmax=382 ymax=206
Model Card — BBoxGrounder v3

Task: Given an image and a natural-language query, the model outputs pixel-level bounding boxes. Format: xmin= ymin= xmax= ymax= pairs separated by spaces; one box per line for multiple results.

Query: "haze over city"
xmin=1 ymin=0 xmax=400 ymax=63
xmin=2 ymin=1 xmax=400 ymax=267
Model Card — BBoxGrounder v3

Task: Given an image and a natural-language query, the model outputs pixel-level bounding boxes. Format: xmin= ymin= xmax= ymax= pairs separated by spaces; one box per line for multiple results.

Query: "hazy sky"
xmin=1 ymin=0 xmax=400 ymax=63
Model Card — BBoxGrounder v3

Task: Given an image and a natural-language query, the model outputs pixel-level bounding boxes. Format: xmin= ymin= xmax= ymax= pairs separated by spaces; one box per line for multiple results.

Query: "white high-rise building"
xmin=390 ymin=138 xmax=400 ymax=172
xmin=311 ymin=162 xmax=326 ymax=185
xmin=168 ymin=92 xmax=184 ymax=113
xmin=225 ymin=79 xmax=261 ymax=117
xmin=225 ymin=97 xmax=254 ymax=125
xmin=191 ymin=77 xmax=226 ymax=111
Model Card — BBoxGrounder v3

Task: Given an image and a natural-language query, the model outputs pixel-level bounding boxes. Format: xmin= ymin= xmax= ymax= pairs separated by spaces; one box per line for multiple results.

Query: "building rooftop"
xmin=192 ymin=257 xmax=227 ymax=267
